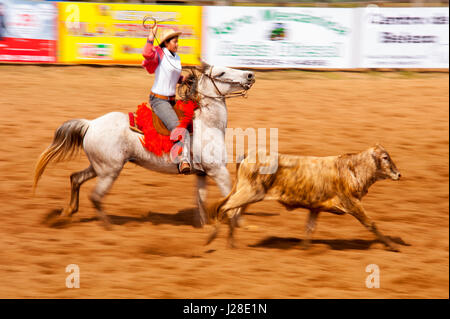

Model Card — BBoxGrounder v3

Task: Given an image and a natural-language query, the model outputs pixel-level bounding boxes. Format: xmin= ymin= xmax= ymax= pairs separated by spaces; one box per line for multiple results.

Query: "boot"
xmin=179 ymin=162 xmax=191 ymax=175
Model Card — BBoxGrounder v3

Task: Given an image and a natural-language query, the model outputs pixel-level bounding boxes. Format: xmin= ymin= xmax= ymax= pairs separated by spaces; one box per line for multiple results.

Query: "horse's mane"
xmin=177 ymin=68 xmax=202 ymax=104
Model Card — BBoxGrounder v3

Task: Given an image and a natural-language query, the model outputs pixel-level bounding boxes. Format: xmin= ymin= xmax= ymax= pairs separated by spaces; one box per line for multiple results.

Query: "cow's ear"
xmin=370 ymin=145 xmax=381 ymax=159
xmin=372 ymin=143 xmax=384 ymax=154
xmin=370 ymin=148 xmax=382 ymax=169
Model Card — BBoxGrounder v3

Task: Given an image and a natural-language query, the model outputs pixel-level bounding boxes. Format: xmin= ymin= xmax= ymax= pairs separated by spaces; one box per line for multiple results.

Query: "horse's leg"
xmin=61 ymin=166 xmax=96 ymax=218
xmin=196 ymin=174 xmax=208 ymax=226
xmin=208 ymin=165 xmax=232 ymax=197
xmin=207 ymin=165 xmax=248 ymax=228
xmin=89 ymin=171 xmax=121 ymax=230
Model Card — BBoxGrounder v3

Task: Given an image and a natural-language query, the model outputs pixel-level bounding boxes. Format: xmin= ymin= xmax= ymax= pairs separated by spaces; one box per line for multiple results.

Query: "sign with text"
xmin=359 ymin=7 xmax=449 ymax=68
xmin=58 ymin=2 xmax=201 ymax=65
xmin=203 ymin=6 xmax=355 ymax=68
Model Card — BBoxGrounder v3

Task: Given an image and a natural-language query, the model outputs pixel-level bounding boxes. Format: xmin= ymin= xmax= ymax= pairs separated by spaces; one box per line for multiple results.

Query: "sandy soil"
xmin=0 ymin=65 xmax=448 ymax=298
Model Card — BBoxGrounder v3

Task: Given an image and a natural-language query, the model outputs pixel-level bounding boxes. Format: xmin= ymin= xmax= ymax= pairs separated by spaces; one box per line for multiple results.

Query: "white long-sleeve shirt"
xmin=142 ymin=41 xmax=182 ymax=97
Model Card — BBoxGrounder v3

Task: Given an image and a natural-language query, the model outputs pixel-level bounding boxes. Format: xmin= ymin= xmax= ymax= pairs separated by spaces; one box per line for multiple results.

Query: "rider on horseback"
xmin=142 ymin=23 xmax=191 ymax=174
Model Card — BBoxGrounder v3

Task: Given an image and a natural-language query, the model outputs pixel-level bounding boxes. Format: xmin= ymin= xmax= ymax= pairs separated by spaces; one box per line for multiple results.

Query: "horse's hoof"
xmin=386 ymin=245 xmax=400 ymax=253
xmin=389 ymin=236 xmax=411 ymax=246
xmin=49 ymin=216 xmax=72 ymax=228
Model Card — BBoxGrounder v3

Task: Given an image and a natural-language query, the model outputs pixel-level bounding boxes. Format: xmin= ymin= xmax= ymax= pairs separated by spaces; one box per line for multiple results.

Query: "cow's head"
xmin=371 ymin=144 xmax=401 ymax=181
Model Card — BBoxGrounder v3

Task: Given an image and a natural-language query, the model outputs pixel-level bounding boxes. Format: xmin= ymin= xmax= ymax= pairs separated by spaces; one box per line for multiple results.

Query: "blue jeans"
xmin=149 ymin=95 xmax=190 ymax=165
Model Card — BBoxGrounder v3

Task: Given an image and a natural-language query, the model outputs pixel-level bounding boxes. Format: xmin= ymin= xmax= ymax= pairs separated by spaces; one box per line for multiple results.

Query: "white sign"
xmin=1 ymin=0 xmax=57 ymax=40
xmin=360 ymin=7 xmax=449 ymax=68
xmin=203 ymin=6 xmax=356 ymax=68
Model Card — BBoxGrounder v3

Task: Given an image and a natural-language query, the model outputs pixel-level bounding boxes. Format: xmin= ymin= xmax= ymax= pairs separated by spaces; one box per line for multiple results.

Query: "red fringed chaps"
xmin=135 ymin=100 xmax=198 ymax=157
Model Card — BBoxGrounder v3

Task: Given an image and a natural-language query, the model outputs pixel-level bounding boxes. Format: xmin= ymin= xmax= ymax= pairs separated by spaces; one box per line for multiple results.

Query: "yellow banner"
xmin=58 ymin=2 xmax=201 ymax=65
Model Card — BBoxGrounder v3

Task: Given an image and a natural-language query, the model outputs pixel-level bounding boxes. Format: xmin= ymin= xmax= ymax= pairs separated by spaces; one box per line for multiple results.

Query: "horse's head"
xmin=197 ymin=62 xmax=255 ymax=99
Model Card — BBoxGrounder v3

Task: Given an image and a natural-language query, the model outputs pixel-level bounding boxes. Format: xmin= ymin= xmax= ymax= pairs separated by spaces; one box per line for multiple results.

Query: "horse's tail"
xmin=33 ymin=119 xmax=90 ymax=192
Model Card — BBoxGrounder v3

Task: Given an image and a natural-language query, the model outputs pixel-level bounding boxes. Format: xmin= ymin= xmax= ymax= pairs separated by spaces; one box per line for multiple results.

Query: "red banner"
xmin=0 ymin=38 xmax=56 ymax=63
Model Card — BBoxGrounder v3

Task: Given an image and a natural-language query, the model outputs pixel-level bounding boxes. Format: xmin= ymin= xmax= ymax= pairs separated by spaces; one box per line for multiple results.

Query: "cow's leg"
xmin=220 ymin=187 xmax=265 ymax=220
xmin=206 ymin=183 xmax=265 ymax=246
xmin=224 ymin=189 xmax=265 ymax=247
xmin=227 ymin=215 xmax=236 ymax=248
xmin=61 ymin=166 xmax=97 ymax=218
xmin=195 ymin=174 xmax=208 ymax=226
xmin=89 ymin=172 xmax=121 ymax=230
xmin=348 ymin=202 xmax=398 ymax=252
xmin=301 ymin=209 xmax=320 ymax=249
xmin=231 ymin=204 xmax=248 ymax=228
xmin=224 ymin=204 xmax=249 ymax=248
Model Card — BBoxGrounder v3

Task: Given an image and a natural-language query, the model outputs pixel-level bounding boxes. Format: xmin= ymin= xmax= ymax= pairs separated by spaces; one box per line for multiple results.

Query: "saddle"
xmin=128 ymin=100 xmax=199 ymax=157
xmin=129 ymin=104 xmax=186 ymax=136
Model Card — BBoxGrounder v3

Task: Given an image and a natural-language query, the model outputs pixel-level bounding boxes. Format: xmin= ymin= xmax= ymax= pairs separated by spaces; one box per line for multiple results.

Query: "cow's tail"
xmin=33 ymin=119 xmax=90 ymax=192
xmin=207 ymin=181 xmax=236 ymax=225
xmin=205 ymin=155 xmax=248 ymax=246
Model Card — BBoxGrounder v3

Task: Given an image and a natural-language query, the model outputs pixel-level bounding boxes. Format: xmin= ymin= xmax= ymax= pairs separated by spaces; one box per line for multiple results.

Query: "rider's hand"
xmin=148 ymin=24 xmax=158 ymax=42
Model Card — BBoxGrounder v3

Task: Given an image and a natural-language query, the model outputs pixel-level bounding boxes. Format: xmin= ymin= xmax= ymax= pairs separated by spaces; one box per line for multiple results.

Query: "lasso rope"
xmin=142 ymin=16 xmax=181 ymax=72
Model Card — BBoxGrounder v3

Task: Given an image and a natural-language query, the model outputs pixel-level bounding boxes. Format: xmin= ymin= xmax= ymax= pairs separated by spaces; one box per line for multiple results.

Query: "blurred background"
xmin=0 ymin=0 xmax=448 ymax=67
xmin=28 ymin=0 xmax=450 ymax=5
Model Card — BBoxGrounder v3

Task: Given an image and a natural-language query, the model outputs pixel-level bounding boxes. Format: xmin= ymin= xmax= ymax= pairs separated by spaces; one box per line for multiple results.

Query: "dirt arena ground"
xmin=0 ymin=65 xmax=448 ymax=298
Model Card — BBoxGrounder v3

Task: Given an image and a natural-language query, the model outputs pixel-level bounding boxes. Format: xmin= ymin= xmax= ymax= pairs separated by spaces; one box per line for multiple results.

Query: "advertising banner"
xmin=359 ymin=7 xmax=449 ymax=68
xmin=58 ymin=2 xmax=201 ymax=65
xmin=203 ymin=6 xmax=355 ymax=68
xmin=0 ymin=0 xmax=57 ymax=63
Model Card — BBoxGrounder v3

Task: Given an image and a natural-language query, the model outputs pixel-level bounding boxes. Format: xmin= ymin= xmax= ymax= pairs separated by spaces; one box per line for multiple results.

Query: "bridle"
xmin=198 ymin=66 xmax=253 ymax=100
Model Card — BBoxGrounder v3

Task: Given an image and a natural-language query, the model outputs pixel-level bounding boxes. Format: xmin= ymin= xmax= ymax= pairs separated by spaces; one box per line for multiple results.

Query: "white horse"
xmin=33 ymin=63 xmax=255 ymax=228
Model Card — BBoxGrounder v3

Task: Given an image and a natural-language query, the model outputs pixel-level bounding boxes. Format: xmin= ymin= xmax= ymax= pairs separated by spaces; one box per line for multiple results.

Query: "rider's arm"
xmin=142 ymin=24 xmax=161 ymax=74
xmin=142 ymin=39 xmax=160 ymax=74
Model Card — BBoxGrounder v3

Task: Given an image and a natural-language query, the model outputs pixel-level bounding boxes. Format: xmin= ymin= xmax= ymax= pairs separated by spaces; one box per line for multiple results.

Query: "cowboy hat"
xmin=158 ymin=28 xmax=182 ymax=44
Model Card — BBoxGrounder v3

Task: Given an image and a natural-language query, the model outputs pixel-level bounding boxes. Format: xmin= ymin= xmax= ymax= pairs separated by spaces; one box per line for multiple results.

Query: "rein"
xmin=200 ymin=66 xmax=250 ymax=100
xmin=178 ymin=66 xmax=252 ymax=104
